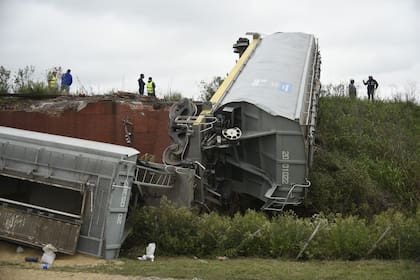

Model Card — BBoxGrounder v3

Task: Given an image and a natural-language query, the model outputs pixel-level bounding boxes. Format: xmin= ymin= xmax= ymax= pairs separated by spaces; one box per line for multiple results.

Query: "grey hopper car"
xmin=0 ymin=126 xmax=138 ymax=258
xmin=0 ymin=126 xmax=195 ymax=258
xmin=164 ymin=32 xmax=321 ymax=211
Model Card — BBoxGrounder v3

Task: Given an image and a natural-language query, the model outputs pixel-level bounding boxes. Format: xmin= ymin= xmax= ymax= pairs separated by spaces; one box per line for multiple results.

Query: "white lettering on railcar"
xmin=120 ymin=187 xmax=128 ymax=208
xmin=281 ymin=150 xmax=290 ymax=184
xmin=117 ymin=213 xmax=123 ymax=225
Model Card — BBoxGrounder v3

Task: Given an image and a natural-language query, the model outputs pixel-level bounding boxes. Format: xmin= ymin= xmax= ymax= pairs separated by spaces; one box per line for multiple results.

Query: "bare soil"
xmin=0 ymin=268 xmax=137 ymax=280
xmin=0 ymin=93 xmax=169 ymax=115
xmin=0 ymin=241 xmax=173 ymax=280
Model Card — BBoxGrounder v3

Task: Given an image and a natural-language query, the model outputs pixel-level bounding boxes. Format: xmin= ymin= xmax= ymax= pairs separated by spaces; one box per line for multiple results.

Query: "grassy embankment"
xmin=305 ymin=96 xmax=419 ymax=217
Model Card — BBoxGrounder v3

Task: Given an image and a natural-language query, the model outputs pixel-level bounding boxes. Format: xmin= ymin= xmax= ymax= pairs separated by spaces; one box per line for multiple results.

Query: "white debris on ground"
xmin=138 ymin=243 xmax=156 ymax=262
xmin=0 ymin=241 xmax=178 ymax=280
xmin=41 ymin=244 xmax=58 ymax=266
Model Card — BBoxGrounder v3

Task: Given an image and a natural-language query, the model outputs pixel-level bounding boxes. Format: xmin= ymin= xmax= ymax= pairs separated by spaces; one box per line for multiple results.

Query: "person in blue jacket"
xmin=61 ymin=69 xmax=73 ymax=93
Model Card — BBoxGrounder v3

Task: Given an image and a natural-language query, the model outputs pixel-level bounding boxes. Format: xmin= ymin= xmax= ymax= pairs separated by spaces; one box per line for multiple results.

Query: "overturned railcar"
xmin=0 ymin=126 xmax=138 ymax=258
xmin=165 ymin=32 xmax=321 ymax=211
xmin=0 ymin=126 xmax=196 ymax=258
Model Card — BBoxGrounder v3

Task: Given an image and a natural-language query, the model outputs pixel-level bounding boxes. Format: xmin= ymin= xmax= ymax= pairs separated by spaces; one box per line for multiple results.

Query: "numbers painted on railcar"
xmin=281 ymin=150 xmax=290 ymax=184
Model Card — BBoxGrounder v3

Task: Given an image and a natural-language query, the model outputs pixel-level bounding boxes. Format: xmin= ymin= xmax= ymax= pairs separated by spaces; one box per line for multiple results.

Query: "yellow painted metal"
xmin=210 ymin=38 xmax=260 ymax=104
xmin=194 ymin=37 xmax=261 ymax=125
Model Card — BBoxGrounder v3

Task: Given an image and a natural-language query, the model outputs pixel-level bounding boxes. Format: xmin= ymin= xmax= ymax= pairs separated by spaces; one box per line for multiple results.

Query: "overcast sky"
xmin=1 ymin=0 xmax=419 ymax=100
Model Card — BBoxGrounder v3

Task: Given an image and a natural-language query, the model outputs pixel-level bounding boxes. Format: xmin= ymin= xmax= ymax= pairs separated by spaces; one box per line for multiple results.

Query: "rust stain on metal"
xmin=0 ymin=207 xmax=80 ymax=254
xmin=0 ymin=96 xmax=171 ymax=162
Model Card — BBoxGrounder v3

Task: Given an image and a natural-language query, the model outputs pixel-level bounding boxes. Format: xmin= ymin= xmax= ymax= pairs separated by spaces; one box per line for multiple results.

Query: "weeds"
xmin=0 ymin=65 xmax=56 ymax=94
xmin=123 ymin=202 xmax=420 ymax=260
xmin=306 ymin=96 xmax=419 ymax=216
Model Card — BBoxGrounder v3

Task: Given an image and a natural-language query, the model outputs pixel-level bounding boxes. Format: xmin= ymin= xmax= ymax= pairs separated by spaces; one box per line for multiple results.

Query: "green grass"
xmin=305 ymin=96 xmax=419 ymax=216
xmin=42 ymin=258 xmax=420 ymax=280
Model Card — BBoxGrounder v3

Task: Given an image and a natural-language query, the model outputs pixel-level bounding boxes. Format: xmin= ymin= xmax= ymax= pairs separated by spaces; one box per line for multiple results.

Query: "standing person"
xmin=138 ymin=73 xmax=145 ymax=95
xmin=363 ymin=75 xmax=379 ymax=101
xmin=47 ymin=70 xmax=57 ymax=90
xmin=146 ymin=77 xmax=156 ymax=97
xmin=61 ymin=69 xmax=73 ymax=93
xmin=348 ymin=79 xmax=357 ymax=98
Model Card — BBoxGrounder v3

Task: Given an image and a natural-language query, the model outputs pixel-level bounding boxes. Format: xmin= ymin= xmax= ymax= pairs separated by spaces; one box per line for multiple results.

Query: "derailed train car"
xmin=0 ymin=32 xmax=320 ymax=259
xmin=0 ymin=126 xmax=194 ymax=258
xmin=0 ymin=126 xmax=139 ymax=258
xmin=164 ymin=32 xmax=321 ymax=211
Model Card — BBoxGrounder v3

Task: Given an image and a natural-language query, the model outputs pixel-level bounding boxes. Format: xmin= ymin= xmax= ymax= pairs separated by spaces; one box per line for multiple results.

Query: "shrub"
xmin=163 ymin=92 xmax=183 ymax=101
xmin=401 ymin=212 xmax=420 ymax=259
xmin=0 ymin=65 xmax=11 ymax=93
xmin=370 ymin=210 xmax=420 ymax=259
xmin=270 ymin=211 xmax=313 ymax=258
xmin=223 ymin=210 xmax=271 ymax=257
xmin=126 ymin=198 xmax=199 ymax=256
xmin=123 ymin=199 xmax=419 ymax=260
xmin=196 ymin=212 xmax=231 ymax=256
xmin=309 ymin=215 xmax=371 ymax=260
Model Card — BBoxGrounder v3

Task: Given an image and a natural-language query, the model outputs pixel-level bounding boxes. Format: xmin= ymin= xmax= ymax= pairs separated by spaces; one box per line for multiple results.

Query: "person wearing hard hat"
xmin=146 ymin=77 xmax=156 ymax=97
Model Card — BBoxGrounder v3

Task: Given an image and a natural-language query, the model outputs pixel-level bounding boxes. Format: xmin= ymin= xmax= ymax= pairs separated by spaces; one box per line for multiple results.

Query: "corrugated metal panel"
xmin=78 ymin=176 xmax=112 ymax=257
xmin=0 ymin=126 xmax=139 ymax=158
xmin=0 ymin=207 xmax=80 ymax=254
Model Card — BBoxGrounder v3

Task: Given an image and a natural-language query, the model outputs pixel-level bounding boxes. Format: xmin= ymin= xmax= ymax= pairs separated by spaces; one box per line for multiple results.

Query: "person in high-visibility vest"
xmin=146 ymin=77 xmax=156 ymax=97
xmin=47 ymin=71 xmax=57 ymax=90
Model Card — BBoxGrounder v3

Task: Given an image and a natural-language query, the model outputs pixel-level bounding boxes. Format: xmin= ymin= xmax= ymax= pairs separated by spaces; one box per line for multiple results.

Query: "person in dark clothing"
xmin=363 ymin=75 xmax=379 ymax=101
xmin=146 ymin=77 xmax=156 ymax=97
xmin=348 ymin=79 xmax=357 ymax=98
xmin=138 ymin=73 xmax=145 ymax=95
xmin=61 ymin=69 xmax=73 ymax=93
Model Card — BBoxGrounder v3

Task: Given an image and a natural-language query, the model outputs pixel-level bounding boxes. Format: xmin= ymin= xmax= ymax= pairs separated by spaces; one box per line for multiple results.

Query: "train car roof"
xmin=217 ymin=32 xmax=316 ymax=121
xmin=0 ymin=126 xmax=139 ymax=159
